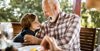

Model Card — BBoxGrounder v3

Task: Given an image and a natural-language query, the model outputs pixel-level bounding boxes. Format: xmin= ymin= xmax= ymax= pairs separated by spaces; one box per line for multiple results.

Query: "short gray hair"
xmin=42 ymin=0 xmax=61 ymax=11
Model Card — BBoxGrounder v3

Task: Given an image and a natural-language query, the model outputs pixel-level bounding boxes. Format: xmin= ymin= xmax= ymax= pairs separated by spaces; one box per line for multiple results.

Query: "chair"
xmin=80 ymin=28 xmax=96 ymax=51
xmin=12 ymin=23 xmax=22 ymax=37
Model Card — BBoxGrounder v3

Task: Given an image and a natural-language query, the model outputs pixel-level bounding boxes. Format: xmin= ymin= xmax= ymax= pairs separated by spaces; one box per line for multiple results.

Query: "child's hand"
xmin=24 ymin=34 xmax=38 ymax=44
xmin=24 ymin=34 xmax=32 ymax=44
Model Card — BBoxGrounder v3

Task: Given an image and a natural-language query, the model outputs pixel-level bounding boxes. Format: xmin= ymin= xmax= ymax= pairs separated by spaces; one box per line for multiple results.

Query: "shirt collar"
xmin=48 ymin=12 xmax=64 ymax=27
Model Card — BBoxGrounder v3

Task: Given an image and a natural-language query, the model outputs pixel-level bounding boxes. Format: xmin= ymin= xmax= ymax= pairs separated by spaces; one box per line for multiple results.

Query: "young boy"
xmin=13 ymin=13 xmax=41 ymax=43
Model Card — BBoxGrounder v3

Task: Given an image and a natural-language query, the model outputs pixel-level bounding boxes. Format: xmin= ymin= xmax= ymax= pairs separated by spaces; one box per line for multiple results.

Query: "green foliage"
xmin=59 ymin=0 xmax=72 ymax=13
xmin=1 ymin=0 xmax=100 ymax=28
xmin=81 ymin=2 xmax=100 ymax=28
xmin=0 ymin=0 xmax=72 ymax=22
xmin=0 ymin=0 xmax=44 ymax=22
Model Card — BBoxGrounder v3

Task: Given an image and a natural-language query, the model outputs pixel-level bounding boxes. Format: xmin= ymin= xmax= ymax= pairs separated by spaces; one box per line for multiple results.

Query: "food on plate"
xmin=30 ymin=48 xmax=37 ymax=51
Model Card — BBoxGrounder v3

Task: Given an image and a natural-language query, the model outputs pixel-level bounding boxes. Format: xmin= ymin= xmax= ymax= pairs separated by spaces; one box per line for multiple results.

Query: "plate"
xmin=18 ymin=45 xmax=41 ymax=51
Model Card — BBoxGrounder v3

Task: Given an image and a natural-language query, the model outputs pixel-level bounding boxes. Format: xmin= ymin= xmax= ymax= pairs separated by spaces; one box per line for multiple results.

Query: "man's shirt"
xmin=36 ymin=12 xmax=81 ymax=51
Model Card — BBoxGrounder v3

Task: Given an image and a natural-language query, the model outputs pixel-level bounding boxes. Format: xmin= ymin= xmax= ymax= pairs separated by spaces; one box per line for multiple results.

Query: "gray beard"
xmin=48 ymin=17 xmax=55 ymax=22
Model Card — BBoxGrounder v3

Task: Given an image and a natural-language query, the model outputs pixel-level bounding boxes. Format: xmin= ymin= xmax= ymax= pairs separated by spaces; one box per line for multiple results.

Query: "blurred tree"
xmin=2 ymin=0 xmax=100 ymax=28
xmin=81 ymin=2 xmax=100 ymax=28
xmin=0 ymin=0 xmax=44 ymax=22
xmin=0 ymin=0 xmax=72 ymax=22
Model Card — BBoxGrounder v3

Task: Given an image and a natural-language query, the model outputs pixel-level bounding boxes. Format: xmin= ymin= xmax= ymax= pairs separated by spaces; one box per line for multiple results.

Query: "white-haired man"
xmin=24 ymin=0 xmax=81 ymax=51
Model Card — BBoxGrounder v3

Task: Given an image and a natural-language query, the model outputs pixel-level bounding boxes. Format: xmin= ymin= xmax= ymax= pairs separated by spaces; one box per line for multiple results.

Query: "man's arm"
xmin=56 ymin=14 xmax=81 ymax=50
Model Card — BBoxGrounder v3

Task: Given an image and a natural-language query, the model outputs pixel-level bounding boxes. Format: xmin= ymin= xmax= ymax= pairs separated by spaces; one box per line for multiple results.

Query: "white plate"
xmin=18 ymin=45 xmax=41 ymax=51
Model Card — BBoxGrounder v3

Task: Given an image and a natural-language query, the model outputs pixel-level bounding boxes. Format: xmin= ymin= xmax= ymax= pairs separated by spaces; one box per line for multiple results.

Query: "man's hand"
xmin=40 ymin=36 xmax=50 ymax=51
xmin=24 ymin=34 xmax=41 ymax=45
xmin=40 ymin=35 xmax=62 ymax=51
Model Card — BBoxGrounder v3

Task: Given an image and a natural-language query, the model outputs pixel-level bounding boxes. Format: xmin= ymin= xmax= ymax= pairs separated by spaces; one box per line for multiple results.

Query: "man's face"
xmin=42 ymin=1 xmax=60 ymax=22
xmin=42 ymin=4 xmax=53 ymax=19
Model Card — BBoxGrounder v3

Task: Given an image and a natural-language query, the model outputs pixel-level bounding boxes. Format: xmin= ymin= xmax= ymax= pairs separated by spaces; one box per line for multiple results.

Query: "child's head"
xmin=20 ymin=13 xmax=41 ymax=30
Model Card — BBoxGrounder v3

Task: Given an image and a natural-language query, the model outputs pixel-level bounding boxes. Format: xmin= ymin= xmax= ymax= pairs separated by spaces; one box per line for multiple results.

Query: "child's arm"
xmin=24 ymin=34 xmax=42 ymax=45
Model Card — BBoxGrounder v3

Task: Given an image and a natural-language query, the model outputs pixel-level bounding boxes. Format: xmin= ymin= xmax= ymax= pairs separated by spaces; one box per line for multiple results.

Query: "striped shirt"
xmin=36 ymin=12 xmax=81 ymax=51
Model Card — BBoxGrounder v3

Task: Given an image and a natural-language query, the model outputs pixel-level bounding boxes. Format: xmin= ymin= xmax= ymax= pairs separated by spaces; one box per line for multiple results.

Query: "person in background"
xmin=13 ymin=13 xmax=41 ymax=43
xmin=24 ymin=0 xmax=81 ymax=51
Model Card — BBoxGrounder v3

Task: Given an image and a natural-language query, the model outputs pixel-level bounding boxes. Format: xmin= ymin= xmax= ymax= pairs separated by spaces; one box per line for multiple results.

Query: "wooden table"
xmin=13 ymin=42 xmax=41 ymax=51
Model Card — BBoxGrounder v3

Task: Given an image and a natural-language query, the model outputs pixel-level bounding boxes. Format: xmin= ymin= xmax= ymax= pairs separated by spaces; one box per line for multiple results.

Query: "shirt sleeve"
xmin=56 ymin=14 xmax=81 ymax=51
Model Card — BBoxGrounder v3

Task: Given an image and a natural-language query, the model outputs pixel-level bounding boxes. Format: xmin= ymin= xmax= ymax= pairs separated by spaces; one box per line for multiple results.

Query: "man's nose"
xmin=45 ymin=12 xmax=49 ymax=17
xmin=38 ymin=22 xmax=41 ymax=27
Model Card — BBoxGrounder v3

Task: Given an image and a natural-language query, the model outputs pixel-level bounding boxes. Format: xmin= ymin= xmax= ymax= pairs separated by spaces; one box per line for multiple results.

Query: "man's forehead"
xmin=42 ymin=2 xmax=50 ymax=10
xmin=43 ymin=2 xmax=49 ymax=7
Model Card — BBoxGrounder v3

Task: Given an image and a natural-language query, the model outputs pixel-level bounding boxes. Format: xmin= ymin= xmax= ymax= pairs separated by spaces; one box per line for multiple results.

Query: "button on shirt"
xmin=36 ymin=12 xmax=81 ymax=51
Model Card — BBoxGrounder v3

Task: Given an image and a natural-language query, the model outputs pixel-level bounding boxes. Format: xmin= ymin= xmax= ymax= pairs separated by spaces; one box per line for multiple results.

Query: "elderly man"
xmin=24 ymin=0 xmax=81 ymax=51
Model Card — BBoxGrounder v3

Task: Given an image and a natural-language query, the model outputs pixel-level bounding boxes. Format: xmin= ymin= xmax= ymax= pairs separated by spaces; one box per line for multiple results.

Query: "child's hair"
xmin=20 ymin=13 xmax=36 ymax=28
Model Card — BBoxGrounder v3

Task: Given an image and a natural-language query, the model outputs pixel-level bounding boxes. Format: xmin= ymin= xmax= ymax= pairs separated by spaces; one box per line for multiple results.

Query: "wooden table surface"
xmin=13 ymin=42 xmax=41 ymax=51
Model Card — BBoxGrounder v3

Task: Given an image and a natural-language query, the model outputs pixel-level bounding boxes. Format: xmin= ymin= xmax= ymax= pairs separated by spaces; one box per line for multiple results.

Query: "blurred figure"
xmin=0 ymin=24 xmax=17 ymax=51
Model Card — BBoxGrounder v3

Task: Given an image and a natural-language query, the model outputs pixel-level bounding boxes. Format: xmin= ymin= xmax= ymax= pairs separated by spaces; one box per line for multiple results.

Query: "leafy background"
xmin=0 ymin=0 xmax=100 ymax=28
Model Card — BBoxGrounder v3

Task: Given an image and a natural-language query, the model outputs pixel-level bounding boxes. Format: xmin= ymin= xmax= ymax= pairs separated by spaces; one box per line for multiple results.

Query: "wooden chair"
xmin=12 ymin=23 xmax=22 ymax=37
xmin=80 ymin=28 xmax=96 ymax=51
